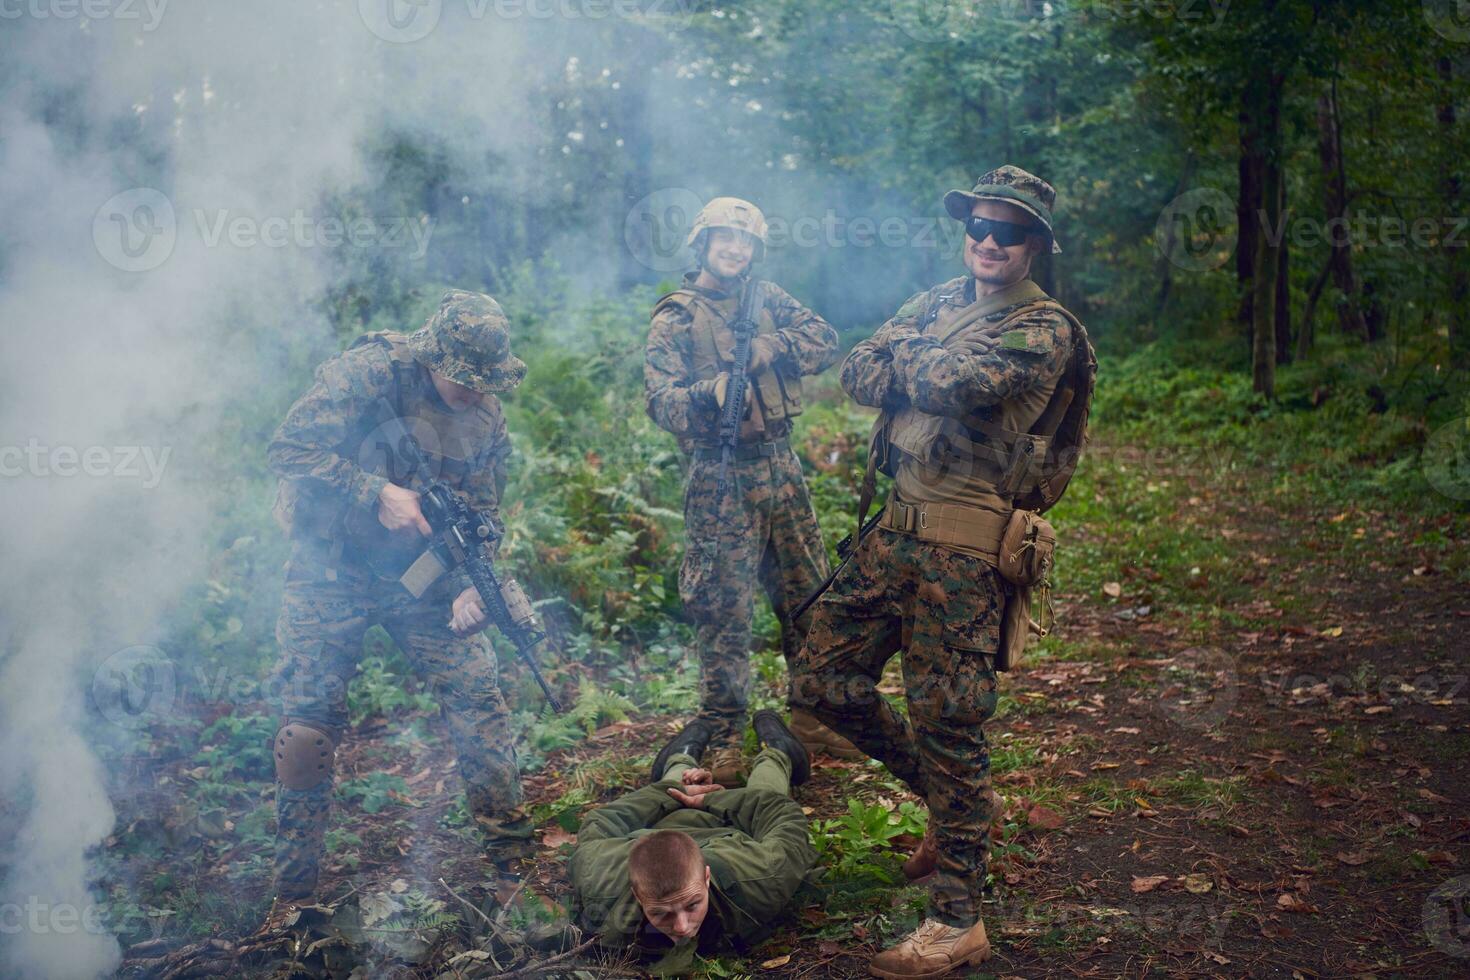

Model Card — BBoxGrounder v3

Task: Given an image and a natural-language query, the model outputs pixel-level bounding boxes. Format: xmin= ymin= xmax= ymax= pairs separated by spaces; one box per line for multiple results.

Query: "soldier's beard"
xmin=700 ymin=254 xmax=750 ymax=288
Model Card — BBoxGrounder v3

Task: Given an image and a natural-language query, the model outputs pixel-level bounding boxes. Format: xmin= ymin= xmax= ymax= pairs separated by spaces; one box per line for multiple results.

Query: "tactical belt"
xmin=693 ymin=437 xmax=790 ymax=462
xmin=880 ymin=497 xmax=1010 ymax=564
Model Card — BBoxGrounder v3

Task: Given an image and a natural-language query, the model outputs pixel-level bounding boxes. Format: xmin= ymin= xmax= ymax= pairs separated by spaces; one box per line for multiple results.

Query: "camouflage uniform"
xmin=792 ymin=271 xmax=1077 ymax=928
xmin=266 ymin=290 xmax=530 ymax=900
xmin=645 ymin=273 xmax=840 ymax=751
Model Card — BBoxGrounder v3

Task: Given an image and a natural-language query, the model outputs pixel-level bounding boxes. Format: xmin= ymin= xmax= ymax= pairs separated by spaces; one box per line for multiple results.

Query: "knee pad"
xmin=274 ymin=721 xmax=336 ymax=790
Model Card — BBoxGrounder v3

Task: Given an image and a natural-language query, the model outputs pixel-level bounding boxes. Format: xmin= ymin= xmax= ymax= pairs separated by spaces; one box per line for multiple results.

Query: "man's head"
xmin=961 ymin=198 xmax=1048 ymax=287
xmin=687 ymin=197 xmax=767 ymax=282
xmin=408 ymin=289 xmax=526 ymax=405
xmin=628 ymin=830 xmax=711 ymax=943
xmin=943 ymin=165 xmax=1060 ymax=288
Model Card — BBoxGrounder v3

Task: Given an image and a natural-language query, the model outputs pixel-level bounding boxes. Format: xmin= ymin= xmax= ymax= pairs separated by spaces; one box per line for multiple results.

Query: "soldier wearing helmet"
xmin=262 ymin=289 xmax=532 ymax=925
xmin=645 ymin=196 xmax=859 ymax=785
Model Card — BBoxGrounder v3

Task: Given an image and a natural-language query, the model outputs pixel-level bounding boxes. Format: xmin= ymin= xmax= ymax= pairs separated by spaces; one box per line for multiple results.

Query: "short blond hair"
xmin=628 ymin=830 xmax=705 ymax=900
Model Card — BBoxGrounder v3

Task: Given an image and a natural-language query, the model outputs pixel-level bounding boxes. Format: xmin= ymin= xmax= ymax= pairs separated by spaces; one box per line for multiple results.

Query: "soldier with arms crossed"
xmin=263 ymin=290 xmax=534 ymax=924
xmin=644 ymin=196 xmax=860 ymax=784
xmin=791 ymin=167 xmax=1095 ymax=978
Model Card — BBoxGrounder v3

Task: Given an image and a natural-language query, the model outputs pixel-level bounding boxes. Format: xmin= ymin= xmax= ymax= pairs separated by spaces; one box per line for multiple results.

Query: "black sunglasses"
xmin=964 ymin=215 xmax=1040 ymax=248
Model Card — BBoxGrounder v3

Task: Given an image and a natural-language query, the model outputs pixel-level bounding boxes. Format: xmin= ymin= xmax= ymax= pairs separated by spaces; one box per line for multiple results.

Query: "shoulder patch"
xmin=999 ymin=325 xmax=1058 ymax=355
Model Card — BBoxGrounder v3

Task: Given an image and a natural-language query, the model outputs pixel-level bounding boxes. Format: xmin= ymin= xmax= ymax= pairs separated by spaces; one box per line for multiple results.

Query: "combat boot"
xmin=650 ymin=718 xmax=718 ymax=781
xmin=708 ymin=746 xmax=746 ymax=786
xmin=902 ymin=830 xmax=937 ymax=881
xmin=752 ymin=709 xmax=811 ymax=786
xmin=902 ymin=790 xmax=1002 ymax=881
xmin=869 ymin=917 xmax=991 ymax=979
xmin=788 ymin=708 xmax=865 ymax=761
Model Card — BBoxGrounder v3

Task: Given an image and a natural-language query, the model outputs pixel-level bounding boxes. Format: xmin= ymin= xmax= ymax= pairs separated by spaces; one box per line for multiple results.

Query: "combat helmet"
xmin=407 ymin=289 xmax=526 ymax=394
xmin=687 ymin=196 xmax=768 ymax=262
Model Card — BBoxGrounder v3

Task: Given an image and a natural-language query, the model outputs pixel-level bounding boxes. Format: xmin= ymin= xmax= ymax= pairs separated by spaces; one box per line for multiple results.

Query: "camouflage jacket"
xmin=645 ymin=274 xmax=839 ymax=453
xmin=267 ymin=334 xmax=510 ymax=571
xmin=842 ymin=276 xmax=1073 ymax=418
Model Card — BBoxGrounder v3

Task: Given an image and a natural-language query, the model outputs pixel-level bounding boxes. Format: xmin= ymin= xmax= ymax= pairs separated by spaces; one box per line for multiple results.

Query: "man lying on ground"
xmin=567 ymin=710 xmax=815 ymax=975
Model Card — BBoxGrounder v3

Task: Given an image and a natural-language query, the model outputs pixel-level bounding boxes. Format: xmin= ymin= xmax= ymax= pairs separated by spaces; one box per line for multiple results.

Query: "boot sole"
xmin=868 ymin=944 xmax=992 ymax=979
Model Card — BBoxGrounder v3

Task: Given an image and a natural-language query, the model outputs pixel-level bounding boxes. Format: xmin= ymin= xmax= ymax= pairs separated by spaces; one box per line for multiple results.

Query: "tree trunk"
xmin=1154 ymin=153 xmax=1198 ymax=325
xmin=1441 ymin=55 xmax=1467 ymax=359
xmin=1297 ymin=253 xmax=1333 ymax=360
xmin=1243 ymin=73 xmax=1283 ymax=398
xmin=1315 ymin=79 xmax=1368 ymax=341
xmin=1275 ymin=214 xmax=1292 ymax=365
xmin=1237 ymin=100 xmax=1261 ymax=355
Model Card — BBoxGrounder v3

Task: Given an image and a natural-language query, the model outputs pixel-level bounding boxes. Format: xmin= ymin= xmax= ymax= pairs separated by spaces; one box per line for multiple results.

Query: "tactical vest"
xmin=275 ymin=332 xmax=506 ymax=577
xmin=879 ymin=284 xmax=1095 ymax=514
xmin=653 ymin=280 xmax=805 ymax=438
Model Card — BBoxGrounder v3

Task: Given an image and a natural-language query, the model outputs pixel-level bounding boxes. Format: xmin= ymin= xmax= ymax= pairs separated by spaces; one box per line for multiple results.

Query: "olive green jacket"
xmin=567 ymin=775 xmax=815 ymax=972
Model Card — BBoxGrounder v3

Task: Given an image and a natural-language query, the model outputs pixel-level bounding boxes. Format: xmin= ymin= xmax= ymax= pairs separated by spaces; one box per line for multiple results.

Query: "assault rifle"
xmin=715 ymin=278 xmax=764 ymax=495
xmin=373 ymin=401 xmax=562 ymax=712
xmin=791 ymin=510 xmax=883 ymax=622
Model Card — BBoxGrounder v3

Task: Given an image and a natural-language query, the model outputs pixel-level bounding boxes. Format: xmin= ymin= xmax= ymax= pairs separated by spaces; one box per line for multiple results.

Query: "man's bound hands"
xmin=668 ymin=767 xmax=726 ymax=809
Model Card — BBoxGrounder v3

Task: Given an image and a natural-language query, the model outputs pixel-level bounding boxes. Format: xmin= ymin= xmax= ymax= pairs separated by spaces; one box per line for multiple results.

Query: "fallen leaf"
xmin=1205 ymin=951 xmax=1231 ymax=965
xmin=1418 ymin=788 xmax=1452 ymax=804
xmin=1026 ymin=805 xmax=1065 ymax=831
xmin=1131 ymin=875 xmax=1169 ymax=893
xmin=1277 ymin=893 xmax=1317 ymax=914
xmin=759 ymin=955 xmax=792 ymax=969
xmin=389 ymin=878 xmax=409 ymax=894
xmin=540 ymin=827 xmax=577 ymax=849
xmin=1336 ymin=851 xmax=1370 ymax=866
xmin=1320 ymin=626 xmax=1344 ymax=638
xmin=1103 ymin=582 xmax=1123 ymax=598
xmin=1111 ymin=727 xmax=1141 ymax=735
xmin=1182 ymin=873 xmax=1213 ymax=894
xmin=1364 ymin=705 xmax=1391 ymax=716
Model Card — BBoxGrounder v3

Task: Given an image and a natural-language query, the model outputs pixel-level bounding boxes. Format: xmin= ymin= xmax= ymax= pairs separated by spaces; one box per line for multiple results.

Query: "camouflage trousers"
xmin=679 ymin=446 xmax=829 ymax=749
xmin=268 ymin=541 xmax=528 ymax=899
xmin=790 ymin=527 xmax=1003 ymax=927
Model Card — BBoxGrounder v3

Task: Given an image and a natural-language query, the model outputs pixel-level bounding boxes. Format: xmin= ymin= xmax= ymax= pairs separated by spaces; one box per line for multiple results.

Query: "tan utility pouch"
xmin=997 ymin=509 xmax=1055 ymax=587
xmin=995 ymin=511 xmax=1056 ymax=672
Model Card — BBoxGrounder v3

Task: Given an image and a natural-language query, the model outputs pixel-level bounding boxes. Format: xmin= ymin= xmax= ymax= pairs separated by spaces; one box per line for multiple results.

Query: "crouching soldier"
xmin=263 ymin=289 xmax=533 ymax=926
xmin=567 ymin=712 xmax=815 ymax=975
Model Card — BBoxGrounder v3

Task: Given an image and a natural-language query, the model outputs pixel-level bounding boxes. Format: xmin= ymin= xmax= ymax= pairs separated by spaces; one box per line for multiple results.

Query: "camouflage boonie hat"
xmin=408 ymin=289 xmax=526 ymax=394
xmin=944 ymin=165 xmax=1062 ymax=254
